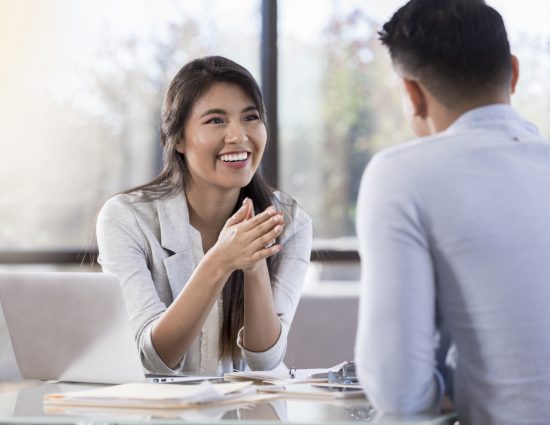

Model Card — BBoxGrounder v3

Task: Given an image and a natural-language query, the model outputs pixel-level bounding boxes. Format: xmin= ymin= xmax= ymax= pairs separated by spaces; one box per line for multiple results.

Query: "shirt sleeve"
xmin=354 ymin=154 xmax=444 ymax=414
xmin=238 ymin=201 xmax=313 ymax=371
xmin=96 ymin=196 xmax=184 ymax=375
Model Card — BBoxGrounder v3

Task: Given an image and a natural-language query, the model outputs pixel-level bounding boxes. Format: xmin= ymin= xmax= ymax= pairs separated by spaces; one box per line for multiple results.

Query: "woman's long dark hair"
xmin=125 ymin=56 xmax=276 ymax=363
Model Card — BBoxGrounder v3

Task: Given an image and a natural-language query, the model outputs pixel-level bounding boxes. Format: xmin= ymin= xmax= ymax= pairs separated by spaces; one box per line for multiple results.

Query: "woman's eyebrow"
xmin=199 ymin=105 xmax=258 ymax=118
xmin=200 ymin=108 xmax=227 ymax=118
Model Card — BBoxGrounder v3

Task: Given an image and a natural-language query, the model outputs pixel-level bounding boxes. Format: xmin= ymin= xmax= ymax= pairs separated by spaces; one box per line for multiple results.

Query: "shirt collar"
xmin=445 ymin=104 xmax=541 ymax=140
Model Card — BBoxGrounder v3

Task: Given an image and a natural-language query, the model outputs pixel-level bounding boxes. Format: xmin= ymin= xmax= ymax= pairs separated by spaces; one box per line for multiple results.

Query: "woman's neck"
xmin=185 ymin=185 xmax=240 ymax=236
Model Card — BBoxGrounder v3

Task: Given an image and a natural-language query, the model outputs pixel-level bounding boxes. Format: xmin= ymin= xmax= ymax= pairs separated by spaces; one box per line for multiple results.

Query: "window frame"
xmin=0 ymin=0 xmax=358 ymax=266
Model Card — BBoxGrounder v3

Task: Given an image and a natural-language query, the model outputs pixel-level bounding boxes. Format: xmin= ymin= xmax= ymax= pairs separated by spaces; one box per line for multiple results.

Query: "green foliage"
xmin=318 ymin=8 xmax=412 ymax=237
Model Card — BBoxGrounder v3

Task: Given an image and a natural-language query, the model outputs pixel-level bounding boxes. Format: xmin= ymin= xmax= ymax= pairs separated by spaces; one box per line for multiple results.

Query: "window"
xmin=0 ymin=0 xmax=260 ymax=251
xmin=1 ymin=0 xmax=549 ymax=266
xmin=279 ymin=0 xmax=550 ymax=252
xmin=279 ymin=0 xmax=413 ymax=247
xmin=494 ymin=0 xmax=550 ymax=135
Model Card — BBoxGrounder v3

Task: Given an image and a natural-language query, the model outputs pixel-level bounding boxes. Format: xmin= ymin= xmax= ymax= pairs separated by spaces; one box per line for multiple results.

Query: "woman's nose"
xmin=224 ymin=124 xmax=248 ymax=144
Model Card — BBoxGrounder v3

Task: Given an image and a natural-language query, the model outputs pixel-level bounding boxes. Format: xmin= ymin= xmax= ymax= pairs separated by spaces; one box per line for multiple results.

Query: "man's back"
xmin=355 ymin=0 xmax=550 ymax=423
xmin=355 ymin=105 xmax=550 ymax=424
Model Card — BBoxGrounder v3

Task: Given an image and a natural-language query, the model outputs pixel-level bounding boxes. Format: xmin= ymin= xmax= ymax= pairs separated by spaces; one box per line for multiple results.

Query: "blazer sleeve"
xmin=96 ymin=195 xmax=184 ymax=374
xmin=237 ymin=197 xmax=313 ymax=370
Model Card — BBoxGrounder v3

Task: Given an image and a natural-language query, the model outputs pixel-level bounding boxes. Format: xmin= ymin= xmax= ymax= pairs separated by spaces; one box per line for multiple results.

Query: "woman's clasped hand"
xmin=212 ymin=198 xmax=284 ymax=273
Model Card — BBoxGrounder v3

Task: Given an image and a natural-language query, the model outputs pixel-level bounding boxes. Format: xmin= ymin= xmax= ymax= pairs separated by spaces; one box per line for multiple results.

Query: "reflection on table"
xmin=0 ymin=380 xmax=454 ymax=424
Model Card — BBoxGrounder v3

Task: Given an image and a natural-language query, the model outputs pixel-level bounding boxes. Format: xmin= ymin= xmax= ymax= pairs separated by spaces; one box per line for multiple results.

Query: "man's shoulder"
xmin=374 ymin=132 xmax=459 ymax=164
xmin=367 ymin=135 xmax=450 ymax=181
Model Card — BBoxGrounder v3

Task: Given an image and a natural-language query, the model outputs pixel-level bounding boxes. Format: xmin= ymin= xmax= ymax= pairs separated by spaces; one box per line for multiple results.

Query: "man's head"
xmin=380 ymin=0 xmax=518 ymax=135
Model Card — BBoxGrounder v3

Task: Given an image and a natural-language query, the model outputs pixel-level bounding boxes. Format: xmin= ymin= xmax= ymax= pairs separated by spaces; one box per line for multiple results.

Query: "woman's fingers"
xmin=250 ymin=223 xmax=284 ymax=251
xmin=251 ymin=244 xmax=282 ymax=262
xmin=226 ymin=198 xmax=252 ymax=226
xmin=215 ymin=202 xmax=284 ymax=271
xmin=240 ymin=212 xmax=284 ymax=248
xmin=244 ymin=198 xmax=255 ymax=221
xmin=254 ymin=213 xmax=283 ymax=238
xmin=239 ymin=205 xmax=278 ymax=232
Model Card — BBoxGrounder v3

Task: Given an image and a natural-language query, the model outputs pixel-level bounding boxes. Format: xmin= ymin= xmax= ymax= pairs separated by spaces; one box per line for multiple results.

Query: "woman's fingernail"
xmin=242 ymin=197 xmax=249 ymax=207
xmin=273 ymin=213 xmax=283 ymax=222
xmin=267 ymin=206 xmax=276 ymax=215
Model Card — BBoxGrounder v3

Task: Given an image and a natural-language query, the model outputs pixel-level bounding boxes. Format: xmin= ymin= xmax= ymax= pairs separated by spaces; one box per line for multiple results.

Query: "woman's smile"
xmin=218 ymin=151 xmax=251 ymax=169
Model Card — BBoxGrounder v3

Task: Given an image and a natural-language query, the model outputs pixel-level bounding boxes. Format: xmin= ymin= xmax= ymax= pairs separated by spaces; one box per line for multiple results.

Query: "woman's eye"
xmin=244 ymin=114 xmax=260 ymax=121
xmin=206 ymin=117 xmax=223 ymax=124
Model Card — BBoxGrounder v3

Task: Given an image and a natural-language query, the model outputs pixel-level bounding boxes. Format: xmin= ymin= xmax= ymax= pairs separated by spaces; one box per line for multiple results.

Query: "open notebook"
xmin=0 ymin=271 xmax=205 ymax=384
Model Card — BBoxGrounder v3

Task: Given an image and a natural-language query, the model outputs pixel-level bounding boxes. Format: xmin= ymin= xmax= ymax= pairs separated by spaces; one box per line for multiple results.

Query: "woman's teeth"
xmin=220 ymin=152 xmax=248 ymax=162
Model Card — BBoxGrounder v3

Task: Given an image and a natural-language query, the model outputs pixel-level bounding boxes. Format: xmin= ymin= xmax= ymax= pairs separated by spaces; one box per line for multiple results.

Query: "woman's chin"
xmin=217 ymin=175 xmax=255 ymax=191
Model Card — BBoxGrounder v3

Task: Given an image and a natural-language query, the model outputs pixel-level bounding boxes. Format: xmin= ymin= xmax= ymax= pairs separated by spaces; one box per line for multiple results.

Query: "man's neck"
xmin=428 ymin=95 xmax=511 ymax=135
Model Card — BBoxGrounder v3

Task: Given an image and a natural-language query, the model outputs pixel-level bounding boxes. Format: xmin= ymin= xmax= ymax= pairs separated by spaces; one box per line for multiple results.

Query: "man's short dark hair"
xmin=379 ymin=0 xmax=512 ymax=106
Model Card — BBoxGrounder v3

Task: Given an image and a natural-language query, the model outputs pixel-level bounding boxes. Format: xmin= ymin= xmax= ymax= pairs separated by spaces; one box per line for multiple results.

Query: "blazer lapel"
xmin=157 ymin=192 xmax=196 ymax=300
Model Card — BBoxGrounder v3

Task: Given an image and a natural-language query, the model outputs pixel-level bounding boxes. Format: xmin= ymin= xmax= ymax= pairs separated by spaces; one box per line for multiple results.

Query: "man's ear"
xmin=510 ymin=54 xmax=520 ymax=94
xmin=403 ymin=78 xmax=428 ymax=119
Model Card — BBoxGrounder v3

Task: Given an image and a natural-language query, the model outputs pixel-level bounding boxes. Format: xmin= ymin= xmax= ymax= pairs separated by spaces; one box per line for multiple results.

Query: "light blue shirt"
xmin=355 ymin=105 xmax=550 ymax=425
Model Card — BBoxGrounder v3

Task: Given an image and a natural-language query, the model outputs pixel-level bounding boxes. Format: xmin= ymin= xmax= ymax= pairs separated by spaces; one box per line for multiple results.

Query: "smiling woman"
xmin=95 ymin=56 xmax=312 ymax=375
xmin=177 ymin=83 xmax=267 ymax=191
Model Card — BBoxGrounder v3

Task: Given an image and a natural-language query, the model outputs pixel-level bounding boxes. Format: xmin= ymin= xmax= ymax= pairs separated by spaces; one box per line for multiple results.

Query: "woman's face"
xmin=177 ymin=82 xmax=267 ymax=193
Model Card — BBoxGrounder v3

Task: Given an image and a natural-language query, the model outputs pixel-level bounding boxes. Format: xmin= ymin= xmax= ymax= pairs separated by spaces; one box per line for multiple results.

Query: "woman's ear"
xmin=175 ymin=141 xmax=185 ymax=154
xmin=403 ymin=78 xmax=428 ymax=119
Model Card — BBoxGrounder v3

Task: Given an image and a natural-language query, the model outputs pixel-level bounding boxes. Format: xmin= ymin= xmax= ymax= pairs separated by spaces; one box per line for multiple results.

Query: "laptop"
xmin=0 ymin=271 xmax=207 ymax=384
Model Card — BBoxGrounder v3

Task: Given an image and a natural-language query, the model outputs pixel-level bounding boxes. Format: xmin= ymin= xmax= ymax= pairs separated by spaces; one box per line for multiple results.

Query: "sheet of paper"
xmin=44 ymin=381 xmax=255 ymax=409
xmin=44 ymin=393 xmax=278 ymax=418
xmin=258 ymin=383 xmax=365 ymax=400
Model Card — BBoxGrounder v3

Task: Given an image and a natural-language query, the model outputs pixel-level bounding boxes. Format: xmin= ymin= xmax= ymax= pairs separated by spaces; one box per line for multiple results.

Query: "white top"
xmin=188 ymin=225 xmax=223 ymax=375
xmin=96 ymin=190 xmax=312 ymax=376
xmin=355 ymin=105 xmax=550 ymax=425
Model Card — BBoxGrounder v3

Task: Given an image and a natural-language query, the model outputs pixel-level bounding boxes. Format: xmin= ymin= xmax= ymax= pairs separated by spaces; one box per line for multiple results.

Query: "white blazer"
xmin=96 ymin=189 xmax=312 ymax=375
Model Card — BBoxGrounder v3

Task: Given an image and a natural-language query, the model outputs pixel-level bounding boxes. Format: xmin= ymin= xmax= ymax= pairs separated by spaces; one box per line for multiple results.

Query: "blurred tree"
xmin=318 ymin=8 xmax=412 ymax=238
xmin=0 ymin=7 xmax=209 ymax=249
xmin=86 ymin=13 xmax=208 ymax=191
